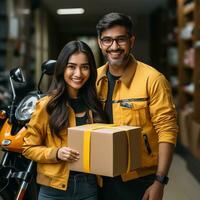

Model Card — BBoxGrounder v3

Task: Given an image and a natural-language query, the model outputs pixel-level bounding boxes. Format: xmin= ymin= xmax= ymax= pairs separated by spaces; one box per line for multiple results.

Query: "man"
xmin=96 ymin=12 xmax=178 ymax=200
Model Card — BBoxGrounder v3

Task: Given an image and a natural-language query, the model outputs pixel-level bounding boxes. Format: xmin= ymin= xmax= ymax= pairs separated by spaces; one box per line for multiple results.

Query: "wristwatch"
xmin=155 ymin=175 xmax=169 ymax=185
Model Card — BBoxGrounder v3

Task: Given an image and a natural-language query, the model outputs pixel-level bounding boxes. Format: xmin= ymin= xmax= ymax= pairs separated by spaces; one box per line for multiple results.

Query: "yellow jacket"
xmin=96 ymin=56 xmax=178 ymax=181
xmin=22 ymin=96 xmax=93 ymax=191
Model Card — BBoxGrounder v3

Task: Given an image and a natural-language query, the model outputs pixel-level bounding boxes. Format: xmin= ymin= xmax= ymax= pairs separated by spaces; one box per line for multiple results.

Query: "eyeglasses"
xmin=100 ymin=35 xmax=130 ymax=47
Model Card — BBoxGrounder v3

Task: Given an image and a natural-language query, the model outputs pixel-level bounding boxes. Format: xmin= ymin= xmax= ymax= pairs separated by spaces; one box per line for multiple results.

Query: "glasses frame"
xmin=100 ymin=35 xmax=130 ymax=47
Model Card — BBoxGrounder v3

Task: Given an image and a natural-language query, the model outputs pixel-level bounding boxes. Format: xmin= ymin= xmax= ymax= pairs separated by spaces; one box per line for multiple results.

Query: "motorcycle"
xmin=0 ymin=60 xmax=56 ymax=200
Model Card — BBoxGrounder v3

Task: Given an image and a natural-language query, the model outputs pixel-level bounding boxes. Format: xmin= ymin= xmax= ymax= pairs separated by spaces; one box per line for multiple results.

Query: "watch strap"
xmin=155 ymin=175 xmax=169 ymax=185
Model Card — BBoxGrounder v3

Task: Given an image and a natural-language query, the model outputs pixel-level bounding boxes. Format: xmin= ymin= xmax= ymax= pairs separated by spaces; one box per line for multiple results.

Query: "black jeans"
xmin=98 ymin=174 xmax=155 ymax=200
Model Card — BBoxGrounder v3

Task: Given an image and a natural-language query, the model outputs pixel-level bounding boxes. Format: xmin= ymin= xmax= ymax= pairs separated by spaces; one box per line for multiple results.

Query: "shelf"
xmin=183 ymin=90 xmax=194 ymax=96
xmin=183 ymin=66 xmax=194 ymax=71
xmin=194 ymin=40 xmax=200 ymax=48
xmin=180 ymin=21 xmax=194 ymax=40
xmin=176 ymin=0 xmax=199 ymax=109
xmin=183 ymin=2 xmax=195 ymax=15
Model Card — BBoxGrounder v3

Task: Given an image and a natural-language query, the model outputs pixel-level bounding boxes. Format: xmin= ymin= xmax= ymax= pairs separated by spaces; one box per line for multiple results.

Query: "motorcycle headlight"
xmin=15 ymin=93 xmax=42 ymax=122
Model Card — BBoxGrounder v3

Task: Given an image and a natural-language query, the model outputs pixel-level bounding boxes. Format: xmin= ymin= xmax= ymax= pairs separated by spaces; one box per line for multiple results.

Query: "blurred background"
xmin=0 ymin=0 xmax=200 ymax=199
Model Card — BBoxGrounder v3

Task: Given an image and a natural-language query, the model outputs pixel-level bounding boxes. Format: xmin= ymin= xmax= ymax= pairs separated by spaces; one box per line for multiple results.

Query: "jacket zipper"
xmin=143 ymin=134 xmax=152 ymax=155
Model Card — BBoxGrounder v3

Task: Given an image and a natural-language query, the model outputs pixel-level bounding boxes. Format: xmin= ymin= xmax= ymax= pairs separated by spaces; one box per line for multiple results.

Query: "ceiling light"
xmin=57 ymin=8 xmax=85 ymax=15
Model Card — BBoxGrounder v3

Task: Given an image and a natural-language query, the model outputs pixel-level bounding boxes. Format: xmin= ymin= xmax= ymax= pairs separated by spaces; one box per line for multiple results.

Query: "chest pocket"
xmin=120 ymin=100 xmax=149 ymax=127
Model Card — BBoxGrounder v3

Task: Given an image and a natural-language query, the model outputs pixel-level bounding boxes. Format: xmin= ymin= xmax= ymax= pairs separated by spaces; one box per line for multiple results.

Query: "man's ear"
xmin=130 ymin=36 xmax=135 ymax=49
xmin=98 ymin=38 xmax=103 ymax=49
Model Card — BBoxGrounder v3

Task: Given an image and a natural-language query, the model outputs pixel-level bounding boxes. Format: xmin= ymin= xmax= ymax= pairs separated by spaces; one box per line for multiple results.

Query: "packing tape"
xmin=83 ymin=130 xmax=91 ymax=173
xmin=83 ymin=123 xmax=117 ymax=173
xmin=83 ymin=124 xmax=132 ymax=174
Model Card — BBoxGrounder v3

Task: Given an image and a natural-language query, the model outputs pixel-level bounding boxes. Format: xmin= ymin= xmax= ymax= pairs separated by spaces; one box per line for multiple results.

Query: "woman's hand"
xmin=57 ymin=147 xmax=80 ymax=162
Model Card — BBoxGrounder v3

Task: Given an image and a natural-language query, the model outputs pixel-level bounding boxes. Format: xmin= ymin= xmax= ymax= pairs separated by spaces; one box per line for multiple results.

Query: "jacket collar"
xmin=97 ymin=55 xmax=137 ymax=87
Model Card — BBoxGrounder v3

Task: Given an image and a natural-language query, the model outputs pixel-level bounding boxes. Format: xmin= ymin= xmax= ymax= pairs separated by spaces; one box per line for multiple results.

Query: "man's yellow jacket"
xmin=96 ymin=55 xmax=178 ymax=181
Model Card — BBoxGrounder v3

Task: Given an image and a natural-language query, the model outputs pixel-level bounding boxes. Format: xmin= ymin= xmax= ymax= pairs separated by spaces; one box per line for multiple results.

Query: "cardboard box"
xmin=190 ymin=119 xmax=200 ymax=159
xmin=179 ymin=109 xmax=193 ymax=148
xmin=68 ymin=124 xmax=141 ymax=177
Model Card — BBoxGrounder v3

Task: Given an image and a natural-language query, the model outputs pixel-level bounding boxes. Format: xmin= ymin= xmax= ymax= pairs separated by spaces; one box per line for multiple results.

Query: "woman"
xmin=22 ymin=40 xmax=108 ymax=200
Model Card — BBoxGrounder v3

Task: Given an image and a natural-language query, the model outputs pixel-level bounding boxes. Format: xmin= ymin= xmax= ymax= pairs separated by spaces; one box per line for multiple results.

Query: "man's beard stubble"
xmin=103 ymin=48 xmax=131 ymax=67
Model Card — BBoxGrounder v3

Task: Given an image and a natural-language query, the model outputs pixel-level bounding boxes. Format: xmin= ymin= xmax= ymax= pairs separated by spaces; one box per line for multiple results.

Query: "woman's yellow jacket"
xmin=23 ymin=96 xmax=78 ymax=191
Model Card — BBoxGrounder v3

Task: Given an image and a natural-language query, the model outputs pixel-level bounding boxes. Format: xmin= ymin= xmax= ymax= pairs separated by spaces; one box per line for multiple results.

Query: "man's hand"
xmin=142 ymin=181 xmax=164 ymax=200
xmin=141 ymin=142 xmax=174 ymax=199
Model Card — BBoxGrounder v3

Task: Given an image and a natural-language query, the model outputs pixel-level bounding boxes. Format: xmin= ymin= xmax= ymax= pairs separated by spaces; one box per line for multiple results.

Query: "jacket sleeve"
xmin=148 ymin=74 xmax=178 ymax=144
xmin=22 ymin=98 xmax=59 ymax=163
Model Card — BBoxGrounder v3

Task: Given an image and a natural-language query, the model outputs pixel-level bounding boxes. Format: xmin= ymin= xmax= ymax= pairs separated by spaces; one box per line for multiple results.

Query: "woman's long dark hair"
xmin=47 ymin=40 xmax=107 ymax=136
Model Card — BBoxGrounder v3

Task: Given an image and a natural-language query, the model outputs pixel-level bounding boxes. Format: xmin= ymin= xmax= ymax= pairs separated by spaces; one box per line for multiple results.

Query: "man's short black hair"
xmin=96 ymin=12 xmax=134 ymax=37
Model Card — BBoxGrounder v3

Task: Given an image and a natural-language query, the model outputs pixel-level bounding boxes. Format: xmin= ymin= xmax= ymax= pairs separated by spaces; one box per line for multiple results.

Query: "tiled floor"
xmin=163 ymin=153 xmax=200 ymax=200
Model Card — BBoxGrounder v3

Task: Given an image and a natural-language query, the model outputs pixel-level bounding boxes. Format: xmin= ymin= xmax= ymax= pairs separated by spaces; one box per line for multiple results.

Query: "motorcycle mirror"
xmin=41 ymin=60 xmax=56 ymax=76
xmin=10 ymin=68 xmax=25 ymax=83
xmin=37 ymin=60 xmax=56 ymax=94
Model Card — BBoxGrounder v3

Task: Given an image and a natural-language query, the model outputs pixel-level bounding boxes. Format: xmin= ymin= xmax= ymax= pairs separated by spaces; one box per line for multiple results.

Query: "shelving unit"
xmin=175 ymin=0 xmax=200 ymax=181
xmin=3 ymin=0 xmax=37 ymax=95
xmin=177 ymin=0 xmax=196 ymax=109
xmin=6 ymin=0 xmax=32 ymax=71
xmin=193 ymin=0 xmax=200 ymax=123
xmin=0 ymin=0 xmax=7 ymax=71
xmin=165 ymin=1 xmax=179 ymax=106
